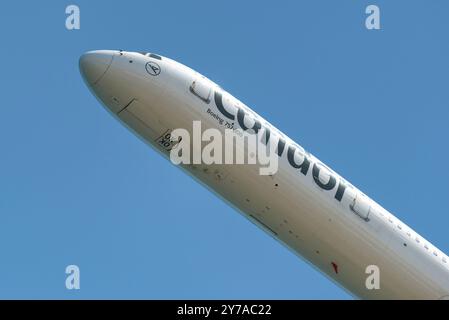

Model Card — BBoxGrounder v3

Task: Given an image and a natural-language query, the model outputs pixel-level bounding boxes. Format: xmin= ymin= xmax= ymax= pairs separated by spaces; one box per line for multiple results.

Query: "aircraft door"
xmin=350 ymin=193 xmax=371 ymax=221
xmin=189 ymin=77 xmax=212 ymax=103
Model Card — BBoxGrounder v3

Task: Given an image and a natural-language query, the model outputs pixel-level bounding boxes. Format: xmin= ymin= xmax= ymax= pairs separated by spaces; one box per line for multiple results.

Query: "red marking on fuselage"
xmin=331 ymin=262 xmax=339 ymax=274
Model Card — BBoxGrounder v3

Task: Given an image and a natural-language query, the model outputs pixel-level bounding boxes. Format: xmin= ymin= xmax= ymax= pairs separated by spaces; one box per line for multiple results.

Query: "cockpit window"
xmin=139 ymin=52 xmax=162 ymax=60
xmin=149 ymin=53 xmax=162 ymax=60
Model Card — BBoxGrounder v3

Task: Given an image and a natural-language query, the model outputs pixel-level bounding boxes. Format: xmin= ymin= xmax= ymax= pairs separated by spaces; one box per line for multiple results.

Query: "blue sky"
xmin=0 ymin=1 xmax=448 ymax=299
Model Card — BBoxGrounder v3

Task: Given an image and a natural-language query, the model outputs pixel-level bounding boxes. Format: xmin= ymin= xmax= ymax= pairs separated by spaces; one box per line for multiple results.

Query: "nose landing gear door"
xmin=155 ymin=129 xmax=183 ymax=153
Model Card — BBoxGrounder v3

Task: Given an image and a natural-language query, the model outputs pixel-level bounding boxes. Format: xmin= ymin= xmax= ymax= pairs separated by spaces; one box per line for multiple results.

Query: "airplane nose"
xmin=79 ymin=50 xmax=114 ymax=86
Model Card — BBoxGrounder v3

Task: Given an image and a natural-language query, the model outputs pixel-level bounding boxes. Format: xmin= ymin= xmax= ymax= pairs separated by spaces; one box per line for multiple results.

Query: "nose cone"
xmin=79 ymin=50 xmax=114 ymax=86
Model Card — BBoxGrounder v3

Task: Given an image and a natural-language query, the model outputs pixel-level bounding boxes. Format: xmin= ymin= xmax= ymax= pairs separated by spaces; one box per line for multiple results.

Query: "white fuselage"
xmin=80 ymin=50 xmax=449 ymax=299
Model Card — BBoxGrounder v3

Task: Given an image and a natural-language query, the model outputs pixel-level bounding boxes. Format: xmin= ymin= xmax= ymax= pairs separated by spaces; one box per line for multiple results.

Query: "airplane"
xmin=79 ymin=49 xmax=449 ymax=299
